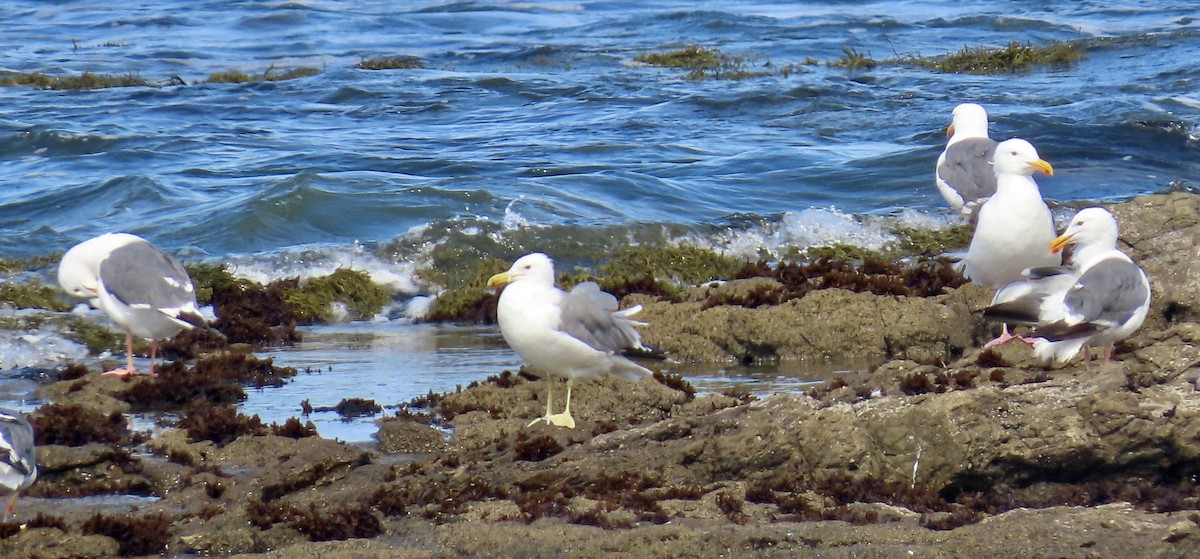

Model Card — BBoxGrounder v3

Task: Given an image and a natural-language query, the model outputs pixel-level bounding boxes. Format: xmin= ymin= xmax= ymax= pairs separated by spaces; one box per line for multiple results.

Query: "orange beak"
xmin=1030 ymin=159 xmax=1054 ymax=176
xmin=1049 ymin=232 xmax=1074 ymax=254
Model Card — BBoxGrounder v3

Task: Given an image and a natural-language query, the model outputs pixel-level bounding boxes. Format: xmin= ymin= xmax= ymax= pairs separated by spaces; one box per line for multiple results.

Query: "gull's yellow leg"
xmin=545 ymin=378 xmax=576 ymax=429
xmin=527 ymin=377 xmax=556 ymax=427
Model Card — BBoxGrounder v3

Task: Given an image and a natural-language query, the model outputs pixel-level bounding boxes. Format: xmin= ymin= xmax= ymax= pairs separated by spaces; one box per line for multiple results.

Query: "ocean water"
xmin=1 ymin=1 xmax=1198 ymax=441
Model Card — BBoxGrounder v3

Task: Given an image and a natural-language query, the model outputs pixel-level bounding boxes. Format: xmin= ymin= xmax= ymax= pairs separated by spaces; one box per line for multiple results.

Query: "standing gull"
xmin=0 ymin=408 xmax=36 ymax=521
xmin=488 ymin=253 xmax=653 ymax=429
xmin=58 ymin=233 xmax=207 ymax=376
xmin=963 ymin=138 xmax=1061 ymax=347
xmin=935 ymin=103 xmax=998 ymax=219
xmin=982 ymin=208 xmax=1150 ymax=366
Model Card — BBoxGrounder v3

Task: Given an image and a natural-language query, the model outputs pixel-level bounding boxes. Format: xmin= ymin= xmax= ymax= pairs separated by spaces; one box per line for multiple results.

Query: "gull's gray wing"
xmin=983 ymin=266 xmax=1080 ymax=324
xmin=0 ymin=408 xmax=36 ymax=477
xmin=559 ymin=282 xmax=644 ymax=353
xmin=1034 ymin=258 xmax=1149 ymax=341
xmin=99 ymin=239 xmax=197 ymax=311
xmin=937 ymin=137 xmax=998 ymax=206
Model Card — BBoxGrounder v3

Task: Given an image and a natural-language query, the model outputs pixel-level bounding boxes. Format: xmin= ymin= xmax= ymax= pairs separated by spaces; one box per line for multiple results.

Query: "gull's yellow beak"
xmin=1029 ymin=159 xmax=1054 ymax=176
xmin=946 ymin=123 xmax=955 ymax=138
xmin=487 ymin=271 xmax=512 ymax=288
xmin=1049 ymin=232 xmax=1074 ymax=254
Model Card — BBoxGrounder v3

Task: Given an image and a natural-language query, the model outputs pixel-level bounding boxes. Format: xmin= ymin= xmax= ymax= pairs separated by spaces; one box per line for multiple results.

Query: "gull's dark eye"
xmin=523 ymin=264 xmax=531 ymax=270
xmin=1011 ymin=150 xmax=1018 ymax=156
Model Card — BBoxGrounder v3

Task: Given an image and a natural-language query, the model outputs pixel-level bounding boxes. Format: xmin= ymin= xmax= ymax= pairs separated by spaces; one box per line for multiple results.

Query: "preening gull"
xmin=963 ymin=138 xmax=1061 ymax=347
xmin=0 ymin=408 xmax=36 ymax=521
xmin=935 ymin=103 xmax=999 ymax=219
xmin=982 ymin=208 xmax=1150 ymax=366
xmin=488 ymin=253 xmax=653 ymax=429
xmin=58 ymin=233 xmax=207 ymax=376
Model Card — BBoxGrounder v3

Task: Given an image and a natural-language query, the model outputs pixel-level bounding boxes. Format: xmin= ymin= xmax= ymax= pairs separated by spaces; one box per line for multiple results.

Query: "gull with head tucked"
xmin=58 ymin=233 xmax=207 ymax=376
xmin=488 ymin=253 xmax=654 ymax=429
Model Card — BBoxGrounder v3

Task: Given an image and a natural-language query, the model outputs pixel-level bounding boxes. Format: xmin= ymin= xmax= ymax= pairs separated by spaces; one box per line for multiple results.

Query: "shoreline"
xmin=2 ymin=191 xmax=1200 ymax=557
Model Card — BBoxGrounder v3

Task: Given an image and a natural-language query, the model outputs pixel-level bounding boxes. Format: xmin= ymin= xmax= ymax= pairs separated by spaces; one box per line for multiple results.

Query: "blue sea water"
xmin=1 ymin=1 xmax=1198 ymax=440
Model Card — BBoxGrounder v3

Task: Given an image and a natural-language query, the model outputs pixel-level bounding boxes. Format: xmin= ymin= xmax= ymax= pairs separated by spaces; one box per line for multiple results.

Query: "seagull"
xmin=981 ymin=208 xmax=1150 ymax=366
xmin=963 ymin=138 xmax=1061 ymax=347
xmin=0 ymin=408 xmax=36 ymax=521
xmin=58 ymin=233 xmax=207 ymax=376
xmin=487 ymin=253 xmax=653 ymax=429
xmin=935 ymin=103 xmax=998 ymax=220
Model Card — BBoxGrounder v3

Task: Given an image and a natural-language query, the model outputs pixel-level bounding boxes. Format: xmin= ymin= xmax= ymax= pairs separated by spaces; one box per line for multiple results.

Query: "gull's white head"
xmin=1050 ymin=207 xmax=1119 ymax=254
xmin=947 ymin=103 xmax=989 ymax=141
xmin=992 ymin=138 xmax=1053 ymax=177
xmin=57 ymin=233 xmax=143 ymax=298
xmin=487 ymin=252 xmax=556 ymax=288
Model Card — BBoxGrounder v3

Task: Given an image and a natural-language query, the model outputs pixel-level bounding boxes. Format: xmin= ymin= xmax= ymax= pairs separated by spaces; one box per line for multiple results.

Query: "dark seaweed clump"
xmin=247 ymin=500 xmax=383 ymax=541
xmin=653 ymin=370 xmax=696 ymax=401
xmin=327 ymin=398 xmax=383 ymax=419
xmin=31 ymin=403 xmax=132 ymax=447
xmin=178 ymin=402 xmax=267 ymax=447
xmin=177 ymin=402 xmax=315 ymax=447
xmin=732 ymin=255 xmax=967 ymax=304
xmin=119 ymin=353 xmax=297 ymax=409
xmin=898 ymin=369 xmax=979 ymax=395
xmin=80 ymin=512 xmax=173 ymax=556
xmin=513 ymin=432 xmax=565 ymax=462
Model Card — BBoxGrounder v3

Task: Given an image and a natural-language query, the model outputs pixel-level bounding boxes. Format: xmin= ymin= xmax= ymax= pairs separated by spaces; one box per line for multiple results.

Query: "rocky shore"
xmin=4 ymin=191 xmax=1200 ymax=558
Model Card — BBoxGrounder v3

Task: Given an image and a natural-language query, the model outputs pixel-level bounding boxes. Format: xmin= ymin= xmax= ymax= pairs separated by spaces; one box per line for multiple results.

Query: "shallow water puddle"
xmin=248 ymin=321 xmax=857 ymax=443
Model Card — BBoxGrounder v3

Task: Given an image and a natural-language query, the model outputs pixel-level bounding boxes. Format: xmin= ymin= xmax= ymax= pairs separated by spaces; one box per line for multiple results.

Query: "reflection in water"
xmin=248 ymin=322 xmax=861 ymax=443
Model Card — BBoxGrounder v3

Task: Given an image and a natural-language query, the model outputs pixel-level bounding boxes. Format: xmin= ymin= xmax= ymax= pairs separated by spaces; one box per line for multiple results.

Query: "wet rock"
xmin=375 ymin=419 xmax=447 ymax=454
xmin=1111 ymin=191 xmax=1200 ymax=327
xmin=638 ymin=286 xmax=986 ymax=364
xmin=0 ymin=528 xmax=120 ymax=559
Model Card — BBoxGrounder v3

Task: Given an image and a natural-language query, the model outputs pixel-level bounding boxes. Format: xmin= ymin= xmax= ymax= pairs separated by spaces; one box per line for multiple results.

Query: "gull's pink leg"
xmin=1103 ymin=344 xmax=1114 ymax=365
xmin=147 ymin=339 xmax=160 ymax=377
xmin=103 ymin=332 xmax=139 ymax=376
xmin=4 ymin=491 xmax=18 ymax=521
xmin=983 ymin=325 xmax=1038 ymax=349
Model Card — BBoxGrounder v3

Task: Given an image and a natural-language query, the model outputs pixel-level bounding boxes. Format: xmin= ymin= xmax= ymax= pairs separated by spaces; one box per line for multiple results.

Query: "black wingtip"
xmin=623 ymin=345 xmax=667 ymax=361
xmin=1033 ymin=321 xmax=1099 ymax=342
xmin=178 ymin=311 xmax=227 ymax=339
xmin=978 ymin=301 xmax=1042 ymax=325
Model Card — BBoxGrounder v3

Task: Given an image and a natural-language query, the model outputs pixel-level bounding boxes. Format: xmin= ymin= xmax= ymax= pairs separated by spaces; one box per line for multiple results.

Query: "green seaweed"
xmin=186 ymin=263 xmax=250 ymax=306
xmin=635 ymin=45 xmax=771 ymax=81
xmin=795 ymin=243 xmax=886 ymax=263
xmin=204 ymin=66 xmax=321 ymax=84
xmin=597 ymin=244 xmax=744 ymax=294
xmin=0 ymin=280 xmax=73 ymax=312
xmin=0 ymin=71 xmax=150 ymax=90
xmin=282 ymin=269 xmax=392 ymax=323
xmin=903 ymin=40 xmax=1084 ymax=74
xmin=887 ymin=224 xmax=973 ymax=257
xmin=356 ymin=57 xmax=426 ymax=70
xmin=423 ymin=259 xmax=508 ymax=323
xmin=828 ymin=47 xmax=877 ymax=71
xmin=0 ymin=253 xmax=62 ymax=274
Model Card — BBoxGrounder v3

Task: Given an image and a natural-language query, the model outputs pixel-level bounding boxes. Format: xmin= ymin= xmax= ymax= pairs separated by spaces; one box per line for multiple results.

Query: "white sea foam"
xmin=678 ymin=207 xmax=954 ymax=259
xmin=224 ymin=241 xmax=423 ymax=294
xmin=0 ymin=319 xmax=89 ymax=370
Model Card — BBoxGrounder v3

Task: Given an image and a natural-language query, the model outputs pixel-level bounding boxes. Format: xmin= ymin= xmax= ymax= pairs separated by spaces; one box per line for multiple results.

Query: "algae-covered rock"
xmin=638 ymin=286 xmax=985 ymax=364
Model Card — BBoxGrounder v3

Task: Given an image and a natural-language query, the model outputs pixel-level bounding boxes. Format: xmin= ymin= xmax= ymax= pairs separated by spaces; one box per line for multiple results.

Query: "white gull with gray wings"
xmin=935 ymin=103 xmax=998 ymax=219
xmin=487 ymin=252 xmax=653 ymax=429
xmin=0 ymin=408 xmax=36 ymax=521
xmin=58 ymin=233 xmax=207 ymax=376
xmin=981 ymin=208 xmax=1150 ymax=365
